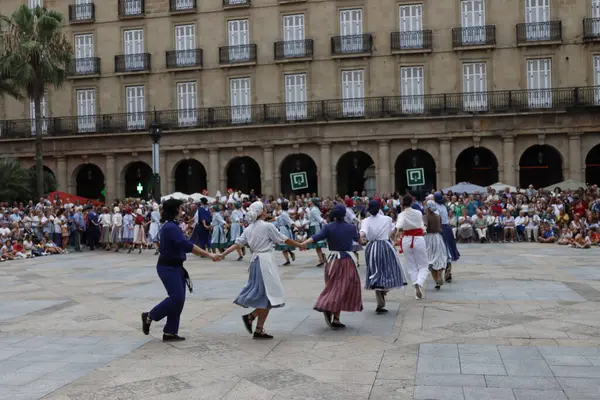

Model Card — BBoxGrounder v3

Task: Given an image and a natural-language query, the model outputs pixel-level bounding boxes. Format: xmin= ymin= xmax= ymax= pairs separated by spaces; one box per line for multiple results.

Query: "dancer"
xmin=149 ymin=203 xmax=161 ymax=255
xmin=434 ymin=193 xmax=460 ymax=282
xmin=360 ymin=200 xmax=405 ymax=314
xmin=86 ymin=207 xmax=99 ymax=251
xmin=307 ymin=198 xmax=326 ymax=267
xmin=122 ymin=208 xmax=134 ymax=253
xmin=424 ymin=200 xmax=447 ymax=290
xmin=192 ymin=198 xmax=212 ymax=251
xmin=99 ymin=207 xmax=111 ymax=250
xmin=395 ymin=194 xmax=428 ymax=299
xmin=110 ymin=207 xmax=123 ymax=252
xmin=210 ymin=204 xmax=228 ymax=254
xmin=141 ymin=199 xmax=219 ymax=342
xmin=274 ymin=202 xmax=296 ymax=266
xmin=301 ymin=204 xmax=363 ymax=329
xmin=133 ymin=208 xmax=146 ymax=254
xmin=219 ymin=201 xmax=304 ymax=339
xmin=345 ymin=198 xmax=362 ymax=266
xmin=228 ymin=202 xmax=245 ymax=260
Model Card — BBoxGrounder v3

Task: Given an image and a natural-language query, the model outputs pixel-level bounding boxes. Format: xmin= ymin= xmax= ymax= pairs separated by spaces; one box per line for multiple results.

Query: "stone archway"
xmin=455 ymin=146 xmax=499 ymax=187
xmin=395 ymin=149 xmax=436 ymax=199
xmin=279 ymin=153 xmax=318 ymax=197
xmin=336 ymin=151 xmax=376 ymax=197
xmin=585 ymin=144 xmax=600 ymax=186
xmin=123 ymin=161 xmax=153 ymax=199
xmin=29 ymin=165 xmax=57 ymax=197
xmin=174 ymin=159 xmax=207 ymax=194
xmin=226 ymin=156 xmax=261 ymax=195
xmin=75 ymin=163 xmax=105 ymax=201
xmin=519 ymin=145 xmax=563 ymax=188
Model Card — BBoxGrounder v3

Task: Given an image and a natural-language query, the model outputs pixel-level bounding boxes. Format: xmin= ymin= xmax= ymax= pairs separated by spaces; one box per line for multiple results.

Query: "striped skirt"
xmin=100 ymin=226 xmax=111 ymax=244
xmin=441 ymin=224 xmax=460 ymax=262
xmin=314 ymin=253 xmax=363 ymax=313
xmin=234 ymin=257 xmax=285 ymax=309
xmin=307 ymin=225 xmax=327 ymax=249
xmin=425 ymin=233 xmax=448 ymax=271
xmin=364 ymin=239 xmax=406 ymax=290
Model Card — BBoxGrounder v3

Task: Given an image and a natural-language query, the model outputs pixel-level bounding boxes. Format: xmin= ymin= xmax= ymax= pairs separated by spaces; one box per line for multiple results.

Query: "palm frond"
xmin=0 ymin=158 xmax=31 ymax=202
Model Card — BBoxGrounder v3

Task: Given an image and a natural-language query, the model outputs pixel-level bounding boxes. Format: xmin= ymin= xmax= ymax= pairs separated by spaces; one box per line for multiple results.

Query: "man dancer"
xmin=191 ymin=197 xmax=212 ymax=251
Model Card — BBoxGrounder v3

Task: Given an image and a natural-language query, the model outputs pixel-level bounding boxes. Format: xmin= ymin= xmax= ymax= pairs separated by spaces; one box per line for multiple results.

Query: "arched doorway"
xmin=75 ymin=164 xmax=105 ymax=201
xmin=174 ymin=159 xmax=207 ymax=194
xmin=585 ymin=144 xmax=600 ymax=186
xmin=395 ymin=149 xmax=436 ymax=199
xmin=29 ymin=165 xmax=57 ymax=197
xmin=124 ymin=161 xmax=153 ymax=198
xmin=336 ymin=151 xmax=376 ymax=197
xmin=226 ymin=156 xmax=261 ymax=195
xmin=455 ymin=146 xmax=499 ymax=187
xmin=279 ymin=153 xmax=318 ymax=197
xmin=519 ymin=145 xmax=563 ymax=188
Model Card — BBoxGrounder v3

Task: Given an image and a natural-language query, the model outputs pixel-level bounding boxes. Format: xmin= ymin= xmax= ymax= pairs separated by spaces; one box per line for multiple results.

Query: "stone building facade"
xmin=1 ymin=0 xmax=600 ymax=203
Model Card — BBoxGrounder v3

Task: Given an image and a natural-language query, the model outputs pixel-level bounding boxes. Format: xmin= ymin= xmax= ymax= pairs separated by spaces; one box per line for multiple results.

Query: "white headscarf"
xmin=114 ymin=207 xmax=120 ymax=213
xmin=152 ymin=203 xmax=159 ymax=211
xmin=245 ymin=201 xmax=264 ymax=223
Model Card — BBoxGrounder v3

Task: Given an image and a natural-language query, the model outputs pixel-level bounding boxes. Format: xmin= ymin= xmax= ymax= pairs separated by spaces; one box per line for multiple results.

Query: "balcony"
xmin=114 ymin=54 xmax=151 ymax=74
xmin=517 ymin=21 xmax=562 ymax=46
xmin=274 ymin=39 xmax=314 ymax=62
xmin=118 ymin=0 xmax=145 ymax=18
xmin=68 ymin=2 xmax=95 ymax=23
xmin=331 ymin=34 xmax=373 ymax=58
xmin=169 ymin=0 xmax=196 ymax=13
xmin=278 ymin=0 xmax=306 ymax=3
xmin=219 ymin=44 xmax=257 ymax=66
xmin=390 ymin=30 xmax=432 ymax=54
xmin=68 ymin=57 xmax=101 ymax=78
xmin=223 ymin=0 xmax=250 ymax=8
xmin=166 ymin=49 xmax=203 ymax=70
xmin=452 ymin=25 xmax=496 ymax=50
xmin=584 ymin=18 xmax=600 ymax=41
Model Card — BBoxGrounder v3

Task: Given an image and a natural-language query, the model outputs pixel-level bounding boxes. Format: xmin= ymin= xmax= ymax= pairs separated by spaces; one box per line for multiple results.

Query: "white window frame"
xmin=29 ymin=0 xmax=42 ymax=8
xmin=123 ymin=0 xmax=142 ymax=16
xmin=283 ymin=14 xmax=306 ymax=57
xmin=341 ymin=70 xmax=364 ymax=117
xmin=175 ymin=24 xmax=197 ymax=67
xmin=339 ymin=9 xmax=363 ymax=52
xmin=228 ymin=19 xmax=250 ymax=61
xmin=177 ymin=82 xmax=198 ymax=127
xmin=285 ymin=73 xmax=307 ymax=120
xmin=525 ymin=0 xmax=550 ymax=41
xmin=173 ymin=0 xmax=194 ymax=11
xmin=399 ymin=4 xmax=423 ymax=49
xmin=74 ymin=0 xmax=93 ymax=20
xmin=76 ymin=88 xmax=96 ymax=133
xmin=592 ymin=0 xmax=600 ymax=35
xmin=126 ymin=85 xmax=146 ymax=130
xmin=594 ymin=55 xmax=600 ymax=105
xmin=400 ymin=66 xmax=424 ymax=114
xmin=461 ymin=0 xmax=486 ymax=45
xmin=527 ymin=58 xmax=552 ymax=108
xmin=123 ymin=29 xmax=144 ymax=70
xmin=30 ymin=94 xmax=48 ymax=136
xmin=230 ymin=77 xmax=251 ymax=124
xmin=74 ymin=34 xmax=94 ymax=74
xmin=462 ymin=62 xmax=488 ymax=111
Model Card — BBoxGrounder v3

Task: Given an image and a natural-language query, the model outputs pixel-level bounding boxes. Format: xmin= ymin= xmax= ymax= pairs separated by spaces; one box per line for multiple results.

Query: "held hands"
xmin=212 ymin=253 xmax=223 ymax=262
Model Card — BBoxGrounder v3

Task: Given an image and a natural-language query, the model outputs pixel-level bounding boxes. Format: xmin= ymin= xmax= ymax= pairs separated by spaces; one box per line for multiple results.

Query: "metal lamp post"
xmin=149 ymin=119 xmax=162 ymax=202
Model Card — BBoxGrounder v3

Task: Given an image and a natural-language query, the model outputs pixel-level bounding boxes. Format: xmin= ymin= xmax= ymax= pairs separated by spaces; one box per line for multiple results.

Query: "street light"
xmin=149 ymin=117 xmax=162 ymax=202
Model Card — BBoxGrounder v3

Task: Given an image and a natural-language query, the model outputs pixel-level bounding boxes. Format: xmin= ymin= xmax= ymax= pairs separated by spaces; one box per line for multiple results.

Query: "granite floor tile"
xmin=414 ymin=386 xmax=465 ymax=400
xmin=513 ymin=389 xmax=568 ymax=400
xmin=502 ymin=359 xmax=553 ymax=377
xmin=463 ymin=387 xmax=516 ymax=400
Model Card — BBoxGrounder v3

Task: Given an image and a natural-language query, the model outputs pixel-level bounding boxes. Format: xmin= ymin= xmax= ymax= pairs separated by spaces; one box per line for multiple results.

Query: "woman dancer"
xmin=123 ymin=208 xmax=135 ymax=253
xmin=301 ymin=204 xmax=363 ymax=329
xmin=434 ymin=193 xmax=460 ymax=282
xmin=141 ymin=199 xmax=219 ymax=342
xmin=210 ymin=204 xmax=228 ymax=254
xmin=110 ymin=207 xmax=123 ymax=252
xmin=99 ymin=207 xmax=112 ymax=250
xmin=307 ymin=198 xmax=326 ymax=266
xmin=360 ymin=200 xmax=405 ymax=314
xmin=344 ymin=198 xmax=362 ymax=266
xmin=274 ymin=202 xmax=296 ymax=266
xmin=228 ymin=202 xmax=245 ymax=261
xmin=133 ymin=208 xmax=146 ymax=254
xmin=395 ymin=195 xmax=428 ymax=299
xmin=219 ymin=201 xmax=304 ymax=339
xmin=149 ymin=203 xmax=161 ymax=255
xmin=424 ymin=200 xmax=447 ymax=290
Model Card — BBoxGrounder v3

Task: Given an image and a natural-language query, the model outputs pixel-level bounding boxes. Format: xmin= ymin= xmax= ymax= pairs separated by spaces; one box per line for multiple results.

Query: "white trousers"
xmin=402 ymin=236 xmax=429 ymax=287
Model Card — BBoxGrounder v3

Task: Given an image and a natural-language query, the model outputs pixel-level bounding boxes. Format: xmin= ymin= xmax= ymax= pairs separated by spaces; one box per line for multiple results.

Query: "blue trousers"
xmin=191 ymin=226 xmax=211 ymax=250
xmin=149 ymin=265 xmax=186 ymax=335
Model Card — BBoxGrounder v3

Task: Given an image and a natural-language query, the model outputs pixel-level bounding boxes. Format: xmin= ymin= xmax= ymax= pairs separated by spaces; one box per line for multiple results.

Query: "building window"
xmin=462 ymin=62 xmax=488 ymax=111
xmin=123 ymin=29 xmax=144 ymax=70
xmin=400 ymin=66 xmax=424 ymax=113
xmin=283 ymin=14 xmax=305 ymax=57
xmin=339 ymin=9 xmax=363 ymax=52
xmin=284 ymin=73 xmax=307 ymax=120
xmin=594 ymin=55 xmax=600 ymax=104
xmin=177 ymin=82 xmax=197 ymax=127
xmin=461 ymin=0 xmax=486 ymax=44
xmin=230 ymin=77 xmax=251 ymax=124
xmin=76 ymin=88 xmax=96 ymax=133
xmin=126 ymin=85 xmax=145 ymax=129
xmin=341 ymin=69 xmax=364 ymax=117
xmin=525 ymin=0 xmax=550 ymax=40
xmin=527 ymin=58 xmax=552 ymax=108
xmin=227 ymin=19 xmax=250 ymax=62
xmin=399 ymin=4 xmax=423 ymax=48
xmin=30 ymin=94 xmax=48 ymax=136
xmin=73 ymin=0 xmax=93 ymax=20
xmin=29 ymin=0 xmax=42 ymax=8
xmin=175 ymin=24 xmax=197 ymax=66
xmin=74 ymin=33 xmax=94 ymax=74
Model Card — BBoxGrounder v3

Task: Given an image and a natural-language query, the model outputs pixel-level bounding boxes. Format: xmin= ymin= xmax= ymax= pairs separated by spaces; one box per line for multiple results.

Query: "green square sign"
xmin=290 ymin=171 xmax=309 ymax=191
xmin=406 ymin=168 xmax=425 ymax=187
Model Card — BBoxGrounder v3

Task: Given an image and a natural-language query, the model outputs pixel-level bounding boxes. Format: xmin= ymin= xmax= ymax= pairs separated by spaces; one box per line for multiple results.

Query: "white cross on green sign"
xmin=136 ymin=182 xmax=143 ymax=194
xmin=406 ymin=168 xmax=425 ymax=187
xmin=290 ymin=171 xmax=308 ymax=191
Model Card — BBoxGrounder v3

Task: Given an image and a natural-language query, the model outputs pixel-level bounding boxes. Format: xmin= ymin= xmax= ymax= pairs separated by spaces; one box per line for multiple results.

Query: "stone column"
xmin=263 ymin=146 xmax=274 ymax=196
xmin=378 ymin=140 xmax=391 ymax=195
xmin=439 ymin=139 xmax=452 ymax=189
xmin=320 ymin=143 xmax=332 ymax=198
xmin=502 ymin=135 xmax=516 ymax=185
xmin=160 ymin=151 xmax=168 ymax=197
xmin=568 ymin=133 xmax=582 ymax=182
xmin=56 ymin=156 xmax=67 ymax=192
xmin=208 ymin=149 xmax=219 ymax=196
xmin=105 ymin=154 xmax=116 ymax=204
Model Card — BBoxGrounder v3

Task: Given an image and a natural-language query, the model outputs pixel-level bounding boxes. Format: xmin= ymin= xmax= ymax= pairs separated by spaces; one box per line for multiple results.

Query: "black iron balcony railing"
xmin=114 ymin=53 xmax=151 ymax=73
xmin=118 ymin=0 xmax=145 ymax=18
xmin=583 ymin=18 xmax=600 ymax=40
xmin=331 ymin=34 xmax=373 ymax=55
xmin=68 ymin=2 xmax=95 ymax=22
xmin=274 ymin=39 xmax=314 ymax=60
xmin=68 ymin=57 xmax=101 ymax=76
xmin=390 ymin=30 xmax=432 ymax=51
xmin=219 ymin=44 xmax=257 ymax=64
xmin=223 ymin=0 xmax=250 ymax=6
xmin=517 ymin=21 xmax=562 ymax=43
xmin=452 ymin=25 xmax=496 ymax=47
xmin=169 ymin=0 xmax=196 ymax=12
xmin=166 ymin=49 xmax=203 ymax=68
xmin=1 ymin=87 xmax=599 ymax=139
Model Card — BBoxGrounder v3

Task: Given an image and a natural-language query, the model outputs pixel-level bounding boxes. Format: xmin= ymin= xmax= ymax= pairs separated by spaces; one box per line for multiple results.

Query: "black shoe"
xmin=242 ymin=313 xmax=254 ymax=334
xmin=154 ymin=250 xmax=159 ymax=256
xmin=376 ymin=307 xmax=388 ymax=314
xmin=332 ymin=321 xmax=346 ymax=329
xmin=253 ymin=329 xmax=273 ymax=340
xmin=141 ymin=312 xmax=151 ymax=335
xmin=323 ymin=311 xmax=333 ymax=328
xmin=138 ymin=248 xmax=142 ymax=254
xmin=128 ymin=248 xmax=132 ymax=254
xmin=236 ymin=256 xmax=243 ymax=261
xmin=435 ymin=284 xmax=441 ymax=290
xmin=316 ymin=261 xmax=325 ymax=267
xmin=282 ymin=261 xmax=291 ymax=266
xmin=162 ymin=334 xmax=185 ymax=342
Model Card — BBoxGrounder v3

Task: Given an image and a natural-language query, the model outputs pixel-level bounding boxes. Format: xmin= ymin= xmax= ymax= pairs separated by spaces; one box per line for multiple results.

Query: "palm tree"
xmin=0 ymin=158 xmax=31 ymax=202
xmin=0 ymin=5 xmax=72 ymax=198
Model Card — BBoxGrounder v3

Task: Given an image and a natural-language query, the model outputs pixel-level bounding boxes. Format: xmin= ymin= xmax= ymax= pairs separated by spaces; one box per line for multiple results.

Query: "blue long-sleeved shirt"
xmin=311 ymin=221 xmax=359 ymax=252
xmin=159 ymin=221 xmax=194 ymax=262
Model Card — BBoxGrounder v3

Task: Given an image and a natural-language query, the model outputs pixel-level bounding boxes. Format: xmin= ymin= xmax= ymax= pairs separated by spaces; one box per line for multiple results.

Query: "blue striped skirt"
xmin=364 ymin=239 xmax=406 ymax=290
xmin=441 ymin=224 xmax=460 ymax=262
xmin=234 ymin=258 xmax=285 ymax=309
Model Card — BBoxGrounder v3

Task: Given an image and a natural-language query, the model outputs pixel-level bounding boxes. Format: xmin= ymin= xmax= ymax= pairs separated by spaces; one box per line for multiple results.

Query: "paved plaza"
xmin=1 ymin=245 xmax=600 ymax=399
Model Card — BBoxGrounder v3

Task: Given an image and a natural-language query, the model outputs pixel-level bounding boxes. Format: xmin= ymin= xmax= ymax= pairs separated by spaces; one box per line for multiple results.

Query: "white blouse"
xmin=395 ymin=208 xmax=425 ymax=231
xmin=235 ymin=220 xmax=287 ymax=252
xmin=360 ymin=214 xmax=394 ymax=241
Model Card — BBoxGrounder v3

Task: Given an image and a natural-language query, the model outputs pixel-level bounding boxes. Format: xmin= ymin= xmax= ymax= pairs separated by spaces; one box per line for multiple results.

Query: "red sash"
xmin=398 ymin=228 xmax=424 ymax=254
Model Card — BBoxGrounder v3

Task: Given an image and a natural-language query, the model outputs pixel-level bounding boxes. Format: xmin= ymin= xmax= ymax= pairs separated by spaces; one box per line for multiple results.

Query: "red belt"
xmin=398 ymin=228 xmax=424 ymax=254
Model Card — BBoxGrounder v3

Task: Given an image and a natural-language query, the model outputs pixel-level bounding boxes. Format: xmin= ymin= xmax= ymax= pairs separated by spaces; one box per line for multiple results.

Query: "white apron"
xmin=251 ymin=251 xmax=285 ymax=306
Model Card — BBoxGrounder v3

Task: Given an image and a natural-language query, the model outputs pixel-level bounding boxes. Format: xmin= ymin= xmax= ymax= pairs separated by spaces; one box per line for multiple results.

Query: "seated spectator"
xmin=589 ymin=227 xmax=600 ymax=245
xmin=502 ymin=210 xmax=516 ymax=242
xmin=570 ymin=233 xmax=591 ymax=249
xmin=539 ymin=223 xmax=556 ymax=243
xmin=557 ymin=228 xmax=573 ymax=245
xmin=457 ymin=210 xmax=473 ymax=242
xmin=448 ymin=210 xmax=458 ymax=238
xmin=515 ymin=210 xmax=527 ymax=241
xmin=472 ymin=210 xmax=488 ymax=243
xmin=525 ymin=210 xmax=540 ymax=242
